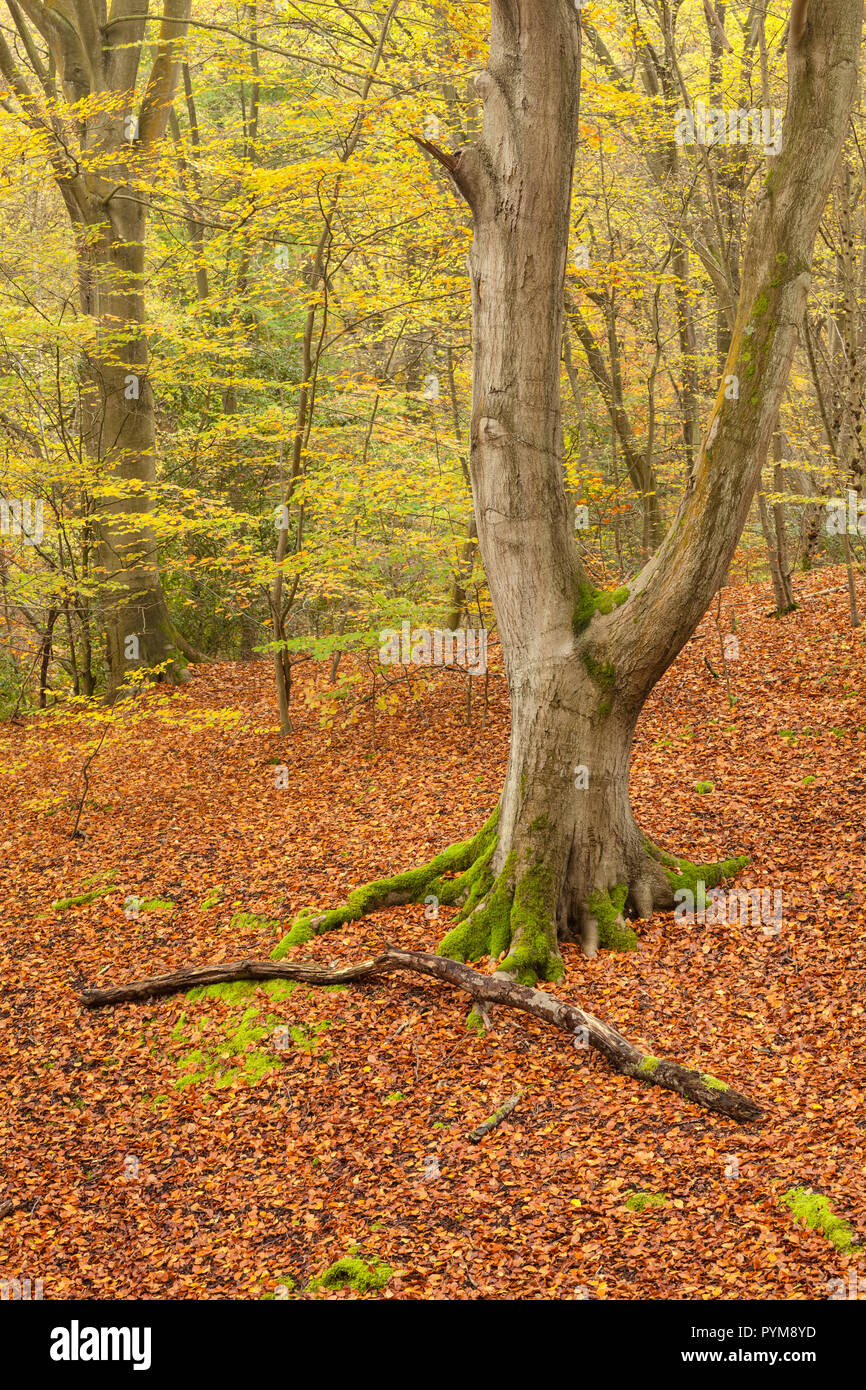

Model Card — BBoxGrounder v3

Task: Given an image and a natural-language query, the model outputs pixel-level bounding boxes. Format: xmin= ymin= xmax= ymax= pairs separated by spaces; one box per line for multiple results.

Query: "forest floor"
xmin=1 ymin=567 xmax=865 ymax=1300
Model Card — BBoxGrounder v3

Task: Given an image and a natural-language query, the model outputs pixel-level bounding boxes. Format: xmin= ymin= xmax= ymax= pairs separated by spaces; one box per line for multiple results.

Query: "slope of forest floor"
xmin=1 ymin=568 xmax=864 ymax=1300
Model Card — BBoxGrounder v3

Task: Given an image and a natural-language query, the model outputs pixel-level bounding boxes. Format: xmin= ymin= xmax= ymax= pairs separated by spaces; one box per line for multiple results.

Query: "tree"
xmin=0 ymin=0 xmax=192 ymax=696
xmin=270 ymin=0 xmax=862 ymax=986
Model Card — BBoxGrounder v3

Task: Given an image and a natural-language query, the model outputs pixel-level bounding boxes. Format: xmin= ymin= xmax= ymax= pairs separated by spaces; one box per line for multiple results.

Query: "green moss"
xmin=465 ymin=1006 xmax=487 ymax=1036
xmin=584 ymin=653 xmax=616 ymax=689
xmin=438 ymin=851 xmax=514 ymax=965
xmin=646 ymin=842 xmax=750 ymax=908
xmin=500 ymin=859 xmax=563 ymax=985
xmin=287 ymin=1020 xmax=329 ymax=1054
xmin=477 ymin=1089 xmax=526 ymax=1130
xmin=440 ymin=852 xmax=563 ymax=986
xmin=272 ymin=808 xmax=499 ymax=959
xmin=52 ymin=886 xmax=113 ymax=910
xmin=139 ymin=897 xmax=176 ymax=912
xmin=431 ymin=838 xmax=495 ymax=910
xmin=311 ymin=1257 xmax=393 ymax=1294
xmin=278 ymin=916 xmax=316 ymax=949
xmin=780 ymin=1187 xmax=859 ymax=1253
xmin=693 ymin=781 xmax=714 ymax=795
xmin=626 ymin=1192 xmax=667 ymax=1211
xmin=262 ymin=979 xmax=297 ymax=1000
xmin=588 ymin=885 xmax=637 ymax=951
xmin=186 ymin=981 xmax=258 ymax=1003
xmin=200 ymin=887 xmax=223 ymax=910
xmin=230 ymin=910 xmax=280 ymax=933
xmin=700 ymin=1073 xmax=729 ymax=1092
xmin=573 ymin=580 xmax=629 ymax=635
xmin=261 ymin=1276 xmax=296 ymax=1300
xmin=638 ymin=1055 xmax=660 ymax=1075
xmin=171 ymin=984 xmax=313 ymax=1090
xmin=752 ymin=292 xmax=769 ymax=317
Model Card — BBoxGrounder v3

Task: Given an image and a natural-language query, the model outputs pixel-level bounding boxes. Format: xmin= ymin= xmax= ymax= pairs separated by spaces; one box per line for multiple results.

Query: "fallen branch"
xmin=468 ymin=1089 xmax=525 ymax=1143
xmin=77 ymin=947 xmax=765 ymax=1124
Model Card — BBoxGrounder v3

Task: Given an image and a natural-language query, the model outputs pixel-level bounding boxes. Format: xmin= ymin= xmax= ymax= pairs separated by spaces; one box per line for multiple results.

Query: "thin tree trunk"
xmin=0 ymin=2 xmax=195 ymax=699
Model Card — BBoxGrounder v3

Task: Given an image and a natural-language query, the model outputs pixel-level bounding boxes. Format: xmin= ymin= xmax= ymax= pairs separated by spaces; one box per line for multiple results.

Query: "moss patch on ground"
xmin=171 ymin=978 xmax=320 ymax=1090
xmin=52 ymin=885 xmax=114 ymax=911
xmin=230 ymin=910 xmax=280 ymax=934
xmin=313 ymin=1256 xmax=393 ymax=1294
xmin=52 ymin=869 xmax=118 ymax=910
xmin=626 ymin=1192 xmax=668 ymax=1212
xmin=780 ymin=1187 xmax=859 ymax=1253
xmin=263 ymin=1255 xmax=393 ymax=1299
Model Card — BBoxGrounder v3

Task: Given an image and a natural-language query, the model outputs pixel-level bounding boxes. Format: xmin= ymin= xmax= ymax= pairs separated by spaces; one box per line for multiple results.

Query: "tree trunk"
xmin=758 ymin=440 xmax=797 ymax=614
xmin=0 ymin=1 xmax=193 ymax=699
xmin=258 ymin=0 xmax=861 ymax=995
xmin=78 ymin=199 xmax=186 ymax=696
xmin=440 ymin=0 xmax=862 ymax=979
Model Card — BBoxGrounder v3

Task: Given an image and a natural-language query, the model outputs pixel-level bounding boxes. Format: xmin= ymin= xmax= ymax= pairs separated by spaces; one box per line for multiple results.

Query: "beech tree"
xmin=0 ymin=0 xmax=192 ymax=695
xmin=266 ymin=0 xmax=861 ymax=980
xmin=77 ymin=0 xmax=864 ymax=1124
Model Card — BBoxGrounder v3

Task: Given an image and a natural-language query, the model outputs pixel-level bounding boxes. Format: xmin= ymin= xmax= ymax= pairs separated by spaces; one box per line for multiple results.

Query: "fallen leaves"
xmin=0 ymin=567 xmax=864 ymax=1299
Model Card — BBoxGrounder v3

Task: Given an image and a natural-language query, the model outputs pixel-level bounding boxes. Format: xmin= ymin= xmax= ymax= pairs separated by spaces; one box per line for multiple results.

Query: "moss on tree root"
xmin=644 ymin=840 xmax=750 ymax=908
xmin=271 ymin=809 xmax=500 ymax=958
xmin=271 ymin=816 xmax=749 ymax=984
xmin=587 ymin=885 xmax=637 ymax=951
xmin=438 ymin=853 xmax=565 ymax=986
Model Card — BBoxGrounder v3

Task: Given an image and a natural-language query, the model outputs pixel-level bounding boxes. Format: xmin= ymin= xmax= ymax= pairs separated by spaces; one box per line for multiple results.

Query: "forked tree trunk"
xmin=427 ymin=0 xmax=862 ymax=979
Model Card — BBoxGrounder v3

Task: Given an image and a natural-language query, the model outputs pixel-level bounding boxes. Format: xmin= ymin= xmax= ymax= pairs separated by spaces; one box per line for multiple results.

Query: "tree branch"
xmin=77 ymin=947 xmax=765 ymax=1123
xmin=608 ymin=0 xmax=863 ymax=702
xmin=138 ymin=0 xmax=192 ymax=145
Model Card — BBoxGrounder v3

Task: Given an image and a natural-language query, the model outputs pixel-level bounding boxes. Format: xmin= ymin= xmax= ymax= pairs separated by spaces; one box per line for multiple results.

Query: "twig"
xmin=468 ymin=1089 xmax=525 ymax=1143
xmin=68 ymin=714 xmax=114 ymax=840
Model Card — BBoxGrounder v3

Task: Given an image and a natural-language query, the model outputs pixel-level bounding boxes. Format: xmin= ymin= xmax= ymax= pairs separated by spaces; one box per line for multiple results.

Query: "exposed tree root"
xmin=644 ymin=841 xmax=751 ymax=906
xmin=271 ymin=813 xmax=751 ymax=988
xmin=271 ymin=809 xmax=500 ymax=958
xmin=77 ymin=947 xmax=764 ymax=1123
xmin=436 ymin=850 xmax=564 ymax=985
